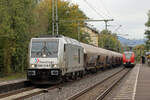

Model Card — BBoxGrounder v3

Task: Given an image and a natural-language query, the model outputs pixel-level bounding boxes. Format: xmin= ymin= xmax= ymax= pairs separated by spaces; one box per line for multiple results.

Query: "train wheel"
xmin=62 ymin=76 xmax=68 ymax=82
xmin=69 ymin=73 xmax=74 ymax=80
xmin=71 ymin=72 xmax=76 ymax=80
xmin=79 ymin=71 xmax=84 ymax=78
xmin=24 ymin=81 xmax=32 ymax=86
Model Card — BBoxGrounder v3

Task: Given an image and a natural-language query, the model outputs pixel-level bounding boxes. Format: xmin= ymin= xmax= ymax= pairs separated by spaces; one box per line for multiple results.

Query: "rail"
xmin=68 ymin=68 xmax=131 ymax=100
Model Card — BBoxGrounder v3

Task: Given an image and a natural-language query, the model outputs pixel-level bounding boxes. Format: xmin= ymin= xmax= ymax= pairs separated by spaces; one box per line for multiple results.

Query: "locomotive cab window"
xmin=124 ymin=52 xmax=132 ymax=59
xmin=31 ymin=40 xmax=59 ymax=58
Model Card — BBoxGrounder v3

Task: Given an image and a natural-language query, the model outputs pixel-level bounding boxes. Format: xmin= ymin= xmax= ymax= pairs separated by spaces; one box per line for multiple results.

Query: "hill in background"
xmin=117 ymin=36 xmax=146 ymax=47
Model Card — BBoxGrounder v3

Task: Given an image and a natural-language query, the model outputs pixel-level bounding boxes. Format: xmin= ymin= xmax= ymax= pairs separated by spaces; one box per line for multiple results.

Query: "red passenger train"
xmin=123 ymin=51 xmax=135 ymax=67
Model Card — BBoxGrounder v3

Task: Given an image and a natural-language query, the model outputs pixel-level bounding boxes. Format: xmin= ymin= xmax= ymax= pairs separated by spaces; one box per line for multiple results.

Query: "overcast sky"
xmin=67 ymin=0 xmax=150 ymax=40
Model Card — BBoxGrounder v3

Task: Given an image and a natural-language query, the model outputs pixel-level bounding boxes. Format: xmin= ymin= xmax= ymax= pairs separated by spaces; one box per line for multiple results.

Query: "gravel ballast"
xmin=25 ymin=67 xmax=124 ymax=100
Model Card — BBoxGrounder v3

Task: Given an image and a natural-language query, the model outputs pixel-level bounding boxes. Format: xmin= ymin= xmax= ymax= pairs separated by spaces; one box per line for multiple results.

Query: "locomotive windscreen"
xmin=124 ymin=52 xmax=132 ymax=59
xmin=31 ymin=40 xmax=59 ymax=58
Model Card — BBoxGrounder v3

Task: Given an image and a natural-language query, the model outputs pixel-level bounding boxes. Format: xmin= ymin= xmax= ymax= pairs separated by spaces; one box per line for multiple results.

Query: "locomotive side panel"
xmin=65 ymin=44 xmax=84 ymax=73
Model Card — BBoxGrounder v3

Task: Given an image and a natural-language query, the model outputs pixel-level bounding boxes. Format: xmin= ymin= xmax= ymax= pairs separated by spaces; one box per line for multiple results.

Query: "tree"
xmin=133 ymin=44 xmax=146 ymax=61
xmin=0 ymin=0 xmax=87 ymax=76
xmin=0 ymin=0 xmax=36 ymax=75
xmin=33 ymin=0 xmax=87 ymax=40
xmin=98 ymin=30 xmax=122 ymax=52
xmin=145 ymin=10 xmax=150 ymax=50
xmin=145 ymin=11 xmax=150 ymax=28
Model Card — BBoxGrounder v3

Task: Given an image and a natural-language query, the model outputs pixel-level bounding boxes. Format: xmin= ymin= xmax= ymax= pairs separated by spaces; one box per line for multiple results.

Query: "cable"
xmin=83 ymin=0 xmax=105 ymax=19
xmin=69 ymin=0 xmax=123 ymax=35
xmin=98 ymin=0 xmax=122 ymax=30
xmin=98 ymin=0 xmax=113 ymax=19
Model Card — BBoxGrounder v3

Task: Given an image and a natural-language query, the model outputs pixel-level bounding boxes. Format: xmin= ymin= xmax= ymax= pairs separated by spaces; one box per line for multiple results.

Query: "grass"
xmin=0 ymin=72 xmax=26 ymax=82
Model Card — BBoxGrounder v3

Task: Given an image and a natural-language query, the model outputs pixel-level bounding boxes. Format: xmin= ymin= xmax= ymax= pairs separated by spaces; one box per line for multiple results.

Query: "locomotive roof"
xmin=31 ymin=35 xmax=122 ymax=57
xmin=31 ymin=36 xmax=82 ymax=47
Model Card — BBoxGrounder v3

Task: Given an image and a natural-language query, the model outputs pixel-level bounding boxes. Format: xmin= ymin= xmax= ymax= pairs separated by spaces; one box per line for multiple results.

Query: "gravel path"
xmin=25 ymin=67 xmax=124 ymax=100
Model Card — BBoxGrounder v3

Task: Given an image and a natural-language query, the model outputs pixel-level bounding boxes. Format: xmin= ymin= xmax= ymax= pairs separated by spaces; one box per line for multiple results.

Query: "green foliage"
xmin=133 ymin=44 xmax=146 ymax=62
xmin=0 ymin=0 xmax=36 ymax=75
xmin=0 ymin=72 xmax=26 ymax=81
xmin=34 ymin=0 xmax=87 ymax=40
xmin=145 ymin=11 xmax=150 ymax=50
xmin=145 ymin=10 xmax=150 ymax=27
xmin=0 ymin=0 xmax=87 ymax=76
xmin=80 ymin=31 xmax=92 ymax=44
xmin=98 ymin=30 xmax=122 ymax=52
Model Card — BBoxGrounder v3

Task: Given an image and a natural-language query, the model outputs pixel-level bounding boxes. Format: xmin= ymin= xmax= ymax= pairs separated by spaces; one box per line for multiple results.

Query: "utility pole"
xmin=52 ymin=0 xmax=55 ymax=35
xmin=59 ymin=19 xmax=114 ymax=41
xmin=77 ymin=21 xmax=80 ymax=41
xmin=104 ymin=19 xmax=114 ymax=30
xmin=59 ymin=19 xmax=114 ymax=30
xmin=52 ymin=0 xmax=59 ymax=35
xmin=59 ymin=19 xmax=114 ymax=23
xmin=56 ymin=0 xmax=58 ymax=35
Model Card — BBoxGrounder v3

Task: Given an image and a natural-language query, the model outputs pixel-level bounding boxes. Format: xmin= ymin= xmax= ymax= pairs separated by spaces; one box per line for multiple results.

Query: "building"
xmin=82 ymin=25 xmax=99 ymax=47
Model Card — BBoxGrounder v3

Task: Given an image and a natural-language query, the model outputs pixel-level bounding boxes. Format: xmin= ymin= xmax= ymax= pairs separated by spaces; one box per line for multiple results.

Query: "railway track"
xmin=0 ymin=85 xmax=58 ymax=100
xmin=0 ymin=67 xmax=125 ymax=100
xmin=0 ymin=80 xmax=27 ymax=94
xmin=0 ymin=86 xmax=35 ymax=99
xmin=67 ymin=68 xmax=131 ymax=100
xmin=0 ymin=73 xmax=88 ymax=100
xmin=13 ymin=70 xmax=104 ymax=100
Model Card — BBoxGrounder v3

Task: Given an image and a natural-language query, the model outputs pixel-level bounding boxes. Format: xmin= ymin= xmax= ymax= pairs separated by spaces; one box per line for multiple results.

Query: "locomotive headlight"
xmin=53 ymin=64 xmax=58 ymax=68
xmin=31 ymin=64 xmax=35 ymax=68
xmin=42 ymin=54 xmax=46 ymax=57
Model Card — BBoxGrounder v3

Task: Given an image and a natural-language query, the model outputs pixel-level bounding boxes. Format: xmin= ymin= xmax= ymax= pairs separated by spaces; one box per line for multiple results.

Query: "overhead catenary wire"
xmin=66 ymin=0 xmax=121 ymax=32
xmin=98 ymin=0 xmax=113 ymax=19
xmin=97 ymin=0 xmax=123 ymax=32
xmin=83 ymin=0 xmax=105 ymax=19
xmin=69 ymin=0 xmax=121 ymax=26
xmin=87 ymin=0 xmax=112 ymax=19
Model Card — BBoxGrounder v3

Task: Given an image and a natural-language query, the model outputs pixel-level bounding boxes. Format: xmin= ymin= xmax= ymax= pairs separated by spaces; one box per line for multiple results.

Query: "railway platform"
xmin=0 ymin=78 xmax=26 ymax=86
xmin=0 ymin=78 xmax=27 ymax=94
xmin=112 ymin=64 xmax=150 ymax=100
xmin=135 ymin=64 xmax=150 ymax=100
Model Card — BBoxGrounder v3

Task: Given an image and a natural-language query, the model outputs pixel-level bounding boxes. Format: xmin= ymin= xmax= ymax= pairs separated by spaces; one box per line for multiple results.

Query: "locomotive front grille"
xmin=28 ymin=69 xmax=61 ymax=77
